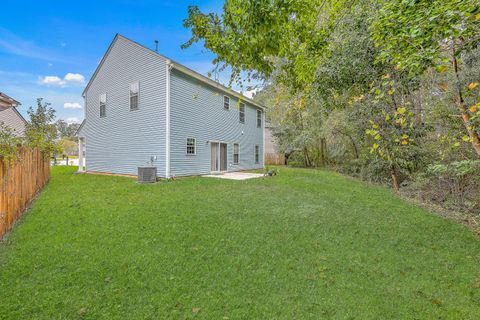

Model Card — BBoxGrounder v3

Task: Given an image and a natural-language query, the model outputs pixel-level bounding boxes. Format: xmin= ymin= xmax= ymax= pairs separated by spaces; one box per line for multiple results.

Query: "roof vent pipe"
xmin=154 ymin=40 xmax=159 ymax=52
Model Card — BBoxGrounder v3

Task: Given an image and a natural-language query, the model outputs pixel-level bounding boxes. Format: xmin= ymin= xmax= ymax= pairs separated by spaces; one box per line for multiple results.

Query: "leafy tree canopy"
xmin=371 ymin=0 xmax=480 ymax=75
xmin=25 ymin=98 xmax=60 ymax=155
xmin=56 ymin=120 xmax=81 ymax=139
xmin=183 ymin=0 xmax=354 ymax=91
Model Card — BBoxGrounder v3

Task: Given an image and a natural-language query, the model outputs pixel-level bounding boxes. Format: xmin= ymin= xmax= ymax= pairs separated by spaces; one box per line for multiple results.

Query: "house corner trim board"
xmin=166 ymin=59 xmax=172 ymax=178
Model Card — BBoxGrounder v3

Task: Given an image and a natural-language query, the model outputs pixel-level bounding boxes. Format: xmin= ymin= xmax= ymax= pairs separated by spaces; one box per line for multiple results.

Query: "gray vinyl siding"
xmin=0 ymin=107 xmax=26 ymax=136
xmin=169 ymin=69 xmax=264 ymax=177
xmin=82 ymin=36 xmax=167 ymax=176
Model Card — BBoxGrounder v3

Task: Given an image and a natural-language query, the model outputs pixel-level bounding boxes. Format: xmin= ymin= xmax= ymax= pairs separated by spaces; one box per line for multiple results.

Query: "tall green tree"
xmin=56 ymin=120 xmax=81 ymax=139
xmin=183 ymin=0 xmax=354 ymax=91
xmin=25 ymin=98 xmax=59 ymax=155
xmin=183 ymin=0 xmax=480 ymax=207
xmin=371 ymin=0 xmax=480 ymax=156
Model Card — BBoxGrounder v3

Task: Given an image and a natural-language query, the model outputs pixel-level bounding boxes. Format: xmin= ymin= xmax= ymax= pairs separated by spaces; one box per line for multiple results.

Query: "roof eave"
xmin=0 ymin=92 xmax=22 ymax=106
xmin=82 ymin=34 xmax=121 ymax=97
xmin=11 ymin=105 xmax=28 ymax=125
xmin=75 ymin=119 xmax=86 ymax=137
xmin=81 ymin=34 xmax=266 ymax=109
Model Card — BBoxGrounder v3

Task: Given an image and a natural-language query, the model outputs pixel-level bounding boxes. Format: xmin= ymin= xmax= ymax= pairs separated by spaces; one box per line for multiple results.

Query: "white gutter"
xmin=166 ymin=60 xmax=172 ymax=178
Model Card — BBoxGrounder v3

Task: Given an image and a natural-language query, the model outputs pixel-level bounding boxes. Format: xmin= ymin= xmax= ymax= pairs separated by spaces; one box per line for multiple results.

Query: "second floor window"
xmin=100 ymin=93 xmax=107 ymax=118
xmin=239 ymin=103 xmax=245 ymax=123
xmin=233 ymin=143 xmax=239 ymax=164
xmin=223 ymin=96 xmax=230 ymax=110
xmin=257 ymin=109 xmax=262 ymax=128
xmin=130 ymin=82 xmax=139 ymax=110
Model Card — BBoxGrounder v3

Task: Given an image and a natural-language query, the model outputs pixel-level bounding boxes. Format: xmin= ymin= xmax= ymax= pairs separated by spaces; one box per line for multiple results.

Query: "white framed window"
xmin=129 ymin=81 xmax=139 ymax=110
xmin=99 ymin=93 xmax=107 ymax=118
xmin=239 ymin=103 xmax=245 ymax=123
xmin=233 ymin=143 xmax=239 ymax=164
xmin=257 ymin=109 xmax=262 ymax=128
xmin=223 ymin=95 xmax=230 ymax=110
xmin=255 ymin=145 xmax=260 ymax=164
xmin=186 ymin=137 xmax=196 ymax=155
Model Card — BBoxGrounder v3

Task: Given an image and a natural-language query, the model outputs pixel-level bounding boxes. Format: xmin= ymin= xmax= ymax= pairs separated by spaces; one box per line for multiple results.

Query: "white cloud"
xmin=64 ymin=73 xmax=85 ymax=83
xmin=39 ymin=73 xmax=85 ymax=87
xmin=64 ymin=102 xmax=82 ymax=109
xmin=60 ymin=42 xmax=67 ymax=47
xmin=40 ymin=75 xmax=65 ymax=87
xmin=47 ymin=62 xmax=53 ymax=67
xmin=65 ymin=117 xmax=81 ymax=124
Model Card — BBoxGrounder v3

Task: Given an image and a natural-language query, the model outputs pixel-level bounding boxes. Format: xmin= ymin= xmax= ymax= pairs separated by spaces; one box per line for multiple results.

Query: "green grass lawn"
xmin=0 ymin=166 xmax=479 ymax=319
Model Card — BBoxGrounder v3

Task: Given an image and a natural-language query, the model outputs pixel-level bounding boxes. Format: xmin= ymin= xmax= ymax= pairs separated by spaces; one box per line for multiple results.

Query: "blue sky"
xmin=0 ymin=0 xmax=235 ymax=124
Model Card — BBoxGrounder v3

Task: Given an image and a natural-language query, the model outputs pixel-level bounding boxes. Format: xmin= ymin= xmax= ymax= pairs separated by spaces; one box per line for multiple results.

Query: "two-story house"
xmin=77 ymin=34 xmax=264 ymax=178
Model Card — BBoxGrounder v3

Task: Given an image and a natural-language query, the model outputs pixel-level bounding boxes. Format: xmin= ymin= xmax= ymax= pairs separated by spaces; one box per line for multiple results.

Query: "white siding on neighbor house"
xmin=0 ymin=107 xmax=26 ymax=136
xmin=169 ymin=69 xmax=264 ymax=177
xmin=264 ymin=127 xmax=278 ymax=154
xmin=82 ymin=36 xmax=167 ymax=176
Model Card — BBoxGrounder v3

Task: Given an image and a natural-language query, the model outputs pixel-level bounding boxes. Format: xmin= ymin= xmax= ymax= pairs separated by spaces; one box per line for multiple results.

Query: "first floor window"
xmin=257 ymin=109 xmax=262 ymax=128
xmin=239 ymin=103 xmax=245 ymax=123
xmin=100 ymin=93 xmax=107 ymax=117
xmin=223 ymin=95 xmax=230 ymax=110
xmin=186 ymin=137 xmax=196 ymax=155
xmin=233 ymin=143 xmax=239 ymax=164
xmin=255 ymin=145 xmax=260 ymax=164
xmin=130 ymin=81 xmax=139 ymax=110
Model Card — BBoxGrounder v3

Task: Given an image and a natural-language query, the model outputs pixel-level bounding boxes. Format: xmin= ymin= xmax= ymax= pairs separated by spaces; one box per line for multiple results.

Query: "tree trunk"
xmin=284 ymin=152 xmax=291 ymax=165
xmin=452 ymin=53 xmax=480 ymax=157
xmin=319 ymin=138 xmax=326 ymax=166
xmin=303 ymin=147 xmax=311 ymax=167
xmin=349 ymin=136 xmax=359 ymax=159
xmin=390 ymin=165 xmax=400 ymax=193
xmin=459 ymin=107 xmax=480 ymax=156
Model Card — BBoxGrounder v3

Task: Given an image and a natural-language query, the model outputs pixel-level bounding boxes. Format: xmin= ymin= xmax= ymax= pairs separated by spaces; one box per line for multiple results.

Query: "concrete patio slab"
xmin=202 ymin=172 xmax=264 ymax=180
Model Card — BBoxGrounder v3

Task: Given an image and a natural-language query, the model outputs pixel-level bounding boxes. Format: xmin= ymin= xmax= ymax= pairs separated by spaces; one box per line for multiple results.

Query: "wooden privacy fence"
xmin=265 ymin=153 xmax=285 ymax=165
xmin=0 ymin=148 xmax=50 ymax=238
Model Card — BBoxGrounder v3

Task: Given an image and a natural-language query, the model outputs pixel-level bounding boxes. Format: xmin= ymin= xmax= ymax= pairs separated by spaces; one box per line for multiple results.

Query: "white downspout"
xmin=78 ymin=138 xmax=84 ymax=172
xmin=79 ymin=94 xmax=86 ymax=172
xmin=262 ymin=110 xmax=265 ymax=168
xmin=165 ymin=60 xmax=172 ymax=178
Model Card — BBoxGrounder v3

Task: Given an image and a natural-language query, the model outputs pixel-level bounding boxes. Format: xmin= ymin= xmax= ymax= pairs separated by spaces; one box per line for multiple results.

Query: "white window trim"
xmin=239 ymin=103 xmax=245 ymax=124
xmin=233 ymin=143 xmax=240 ymax=165
xmin=99 ymin=93 xmax=107 ymax=118
xmin=129 ymin=81 xmax=139 ymax=111
xmin=223 ymin=95 xmax=230 ymax=110
xmin=257 ymin=109 xmax=262 ymax=128
xmin=186 ymin=137 xmax=196 ymax=155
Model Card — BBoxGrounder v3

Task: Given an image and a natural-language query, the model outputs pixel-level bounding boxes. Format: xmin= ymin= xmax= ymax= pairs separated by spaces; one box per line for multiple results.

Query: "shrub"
xmin=0 ymin=123 xmax=22 ymax=164
xmin=405 ymin=160 xmax=480 ymax=213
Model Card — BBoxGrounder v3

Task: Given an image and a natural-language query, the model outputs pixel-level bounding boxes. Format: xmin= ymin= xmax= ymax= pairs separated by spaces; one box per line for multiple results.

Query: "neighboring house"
xmin=77 ymin=34 xmax=265 ymax=178
xmin=264 ymin=125 xmax=285 ymax=165
xmin=0 ymin=92 xmax=27 ymax=136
